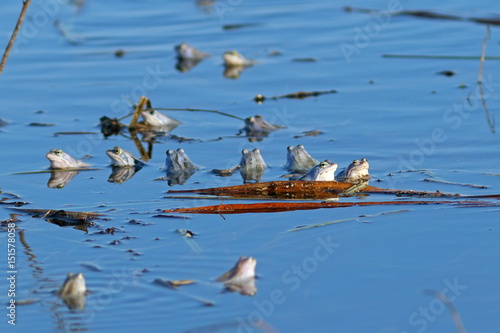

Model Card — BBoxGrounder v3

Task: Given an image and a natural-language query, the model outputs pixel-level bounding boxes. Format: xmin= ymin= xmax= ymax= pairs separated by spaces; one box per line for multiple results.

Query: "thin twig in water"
xmin=153 ymin=107 xmax=245 ymax=121
xmin=287 ymin=209 xmax=411 ymax=232
xmin=129 ymin=96 xmax=150 ymax=129
xmin=423 ymin=178 xmax=487 ymax=189
xmin=0 ymin=0 xmax=33 ymax=75
xmin=117 ymin=106 xmax=244 ymax=122
xmin=382 ymin=54 xmax=500 ymax=60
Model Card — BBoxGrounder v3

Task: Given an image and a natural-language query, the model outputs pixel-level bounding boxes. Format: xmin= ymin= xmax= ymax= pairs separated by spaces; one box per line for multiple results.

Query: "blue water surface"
xmin=0 ymin=0 xmax=499 ymax=332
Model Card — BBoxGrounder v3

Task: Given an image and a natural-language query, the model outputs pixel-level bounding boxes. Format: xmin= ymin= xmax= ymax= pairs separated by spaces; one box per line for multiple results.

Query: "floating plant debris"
xmin=12 ymin=208 xmax=104 ymax=222
xmin=423 ymin=178 xmax=487 ymax=189
xmin=254 ymin=89 xmax=337 ymax=103
xmin=163 ymin=200 xmax=459 ymax=214
xmin=437 ymin=70 xmax=456 ymax=76
xmin=167 ymin=180 xmax=460 ymax=200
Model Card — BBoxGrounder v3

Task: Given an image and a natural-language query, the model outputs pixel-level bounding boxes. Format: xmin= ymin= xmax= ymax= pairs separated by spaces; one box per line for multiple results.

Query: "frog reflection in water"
xmin=337 ymin=158 xmax=370 ymax=182
xmin=165 ymin=148 xmax=199 ymax=185
xmin=57 ymin=272 xmax=87 ymax=310
xmin=175 ymin=42 xmax=209 ymax=72
xmin=300 ymin=160 xmax=338 ymax=181
xmin=285 ymin=144 xmax=318 ymax=173
xmin=106 ymin=146 xmax=144 ymax=167
xmin=240 ymin=148 xmax=266 ymax=183
xmin=47 ymin=170 xmax=78 ymax=189
xmin=46 ymin=149 xmax=91 ymax=169
xmin=217 ymin=257 xmax=257 ymax=296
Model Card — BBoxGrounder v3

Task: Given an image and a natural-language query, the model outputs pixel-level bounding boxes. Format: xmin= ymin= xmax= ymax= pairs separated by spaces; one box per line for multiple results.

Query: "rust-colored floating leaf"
xmin=167 ymin=180 xmax=455 ymax=200
xmin=163 ymin=200 xmax=458 ymax=214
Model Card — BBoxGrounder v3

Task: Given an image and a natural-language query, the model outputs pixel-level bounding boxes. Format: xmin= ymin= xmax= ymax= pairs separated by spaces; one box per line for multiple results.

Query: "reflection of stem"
xmin=0 ymin=0 xmax=32 ymax=75
xmin=423 ymin=289 xmax=467 ymax=333
xmin=478 ymin=82 xmax=496 ymax=133
xmin=19 ymin=229 xmax=43 ymax=279
xmin=477 ymin=25 xmax=495 ymax=133
xmin=129 ymin=128 xmax=150 ymax=161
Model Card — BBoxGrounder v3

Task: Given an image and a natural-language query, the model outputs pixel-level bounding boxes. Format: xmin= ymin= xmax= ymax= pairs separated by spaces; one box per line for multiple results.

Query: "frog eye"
xmin=149 ymin=110 xmax=155 ymax=115
xmin=320 ymin=161 xmax=328 ymax=168
xmin=55 ymin=150 xmax=63 ymax=156
xmin=112 ymin=147 xmax=121 ymax=154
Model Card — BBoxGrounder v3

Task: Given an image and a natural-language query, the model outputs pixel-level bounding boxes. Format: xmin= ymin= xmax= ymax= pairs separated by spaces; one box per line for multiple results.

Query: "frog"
xmin=222 ymin=50 xmax=255 ymax=67
xmin=165 ymin=148 xmax=199 ymax=173
xmin=57 ymin=272 xmax=87 ymax=298
xmin=175 ymin=43 xmax=209 ymax=72
xmin=216 ymin=256 xmax=257 ymax=296
xmin=240 ymin=148 xmax=266 ymax=183
xmin=285 ymin=144 xmax=318 ymax=173
xmin=106 ymin=146 xmax=144 ymax=167
xmin=165 ymin=148 xmax=199 ymax=185
xmin=337 ymin=158 xmax=370 ymax=181
xmin=300 ymin=160 xmax=338 ymax=181
xmin=46 ymin=149 xmax=91 ymax=169
xmin=57 ymin=272 xmax=87 ymax=310
xmin=242 ymin=115 xmax=283 ymax=138
xmin=141 ymin=109 xmax=180 ymax=127
xmin=175 ymin=42 xmax=209 ymax=61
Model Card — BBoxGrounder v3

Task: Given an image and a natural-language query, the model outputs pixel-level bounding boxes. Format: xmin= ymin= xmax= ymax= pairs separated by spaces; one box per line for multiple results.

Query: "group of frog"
xmin=175 ymin=42 xmax=255 ymax=77
xmin=46 ymin=143 xmax=370 ymax=184
xmin=56 ymin=256 xmax=257 ymax=309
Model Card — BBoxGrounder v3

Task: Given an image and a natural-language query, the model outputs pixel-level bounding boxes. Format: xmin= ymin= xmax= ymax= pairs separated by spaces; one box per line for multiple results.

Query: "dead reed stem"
xmin=0 ymin=0 xmax=33 ymax=75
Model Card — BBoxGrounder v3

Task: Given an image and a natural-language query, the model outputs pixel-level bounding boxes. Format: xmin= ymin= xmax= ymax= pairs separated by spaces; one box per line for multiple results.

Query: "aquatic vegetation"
xmin=254 ymin=89 xmax=337 ymax=103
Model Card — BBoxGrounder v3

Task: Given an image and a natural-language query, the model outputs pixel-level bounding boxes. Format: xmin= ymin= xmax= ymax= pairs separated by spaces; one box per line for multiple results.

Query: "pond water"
xmin=1 ymin=0 xmax=499 ymax=332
